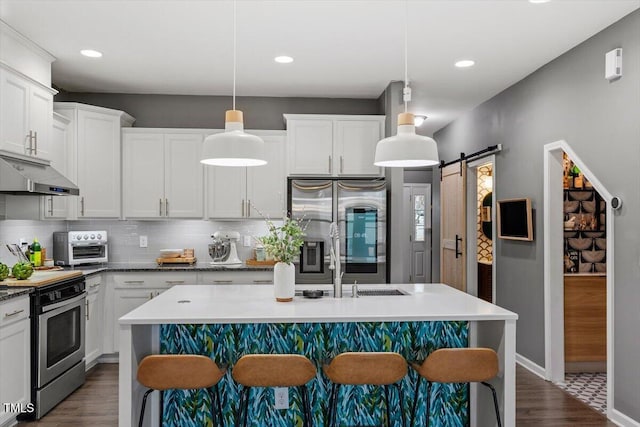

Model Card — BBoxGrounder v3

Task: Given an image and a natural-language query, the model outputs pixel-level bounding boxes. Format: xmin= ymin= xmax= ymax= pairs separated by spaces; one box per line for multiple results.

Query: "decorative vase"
xmin=273 ymin=262 xmax=295 ymax=302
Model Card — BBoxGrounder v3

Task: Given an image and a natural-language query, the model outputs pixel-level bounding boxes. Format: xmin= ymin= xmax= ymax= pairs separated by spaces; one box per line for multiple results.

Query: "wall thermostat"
xmin=611 ymin=196 xmax=623 ymax=210
xmin=605 ymin=48 xmax=622 ymax=81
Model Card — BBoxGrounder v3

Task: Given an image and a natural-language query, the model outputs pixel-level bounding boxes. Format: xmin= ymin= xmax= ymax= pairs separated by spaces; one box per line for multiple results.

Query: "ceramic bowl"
xmin=579 ymin=262 xmax=593 ymax=273
xmin=569 ymin=191 xmax=593 ymax=201
xmin=581 ymin=250 xmax=605 ymax=263
xmin=568 ymin=238 xmax=592 ymax=250
xmin=595 ymin=238 xmax=607 ymax=250
xmin=581 ymin=200 xmax=596 ymax=213
xmin=595 ymin=263 xmax=607 ymax=273
xmin=564 ymin=201 xmax=580 ymax=213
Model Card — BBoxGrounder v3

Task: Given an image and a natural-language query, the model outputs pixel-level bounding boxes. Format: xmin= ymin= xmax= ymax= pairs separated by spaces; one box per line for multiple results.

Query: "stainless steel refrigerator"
xmin=287 ymin=178 xmax=388 ymax=284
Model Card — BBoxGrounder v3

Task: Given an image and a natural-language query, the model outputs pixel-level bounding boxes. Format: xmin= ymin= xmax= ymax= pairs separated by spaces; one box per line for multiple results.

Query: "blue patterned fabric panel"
xmin=160 ymin=321 xmax=468 ymax=426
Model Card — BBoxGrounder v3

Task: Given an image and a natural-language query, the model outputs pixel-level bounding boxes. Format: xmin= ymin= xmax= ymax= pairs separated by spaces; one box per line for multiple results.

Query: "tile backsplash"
xmin=0 ymin=219 xmax=278 ymax=265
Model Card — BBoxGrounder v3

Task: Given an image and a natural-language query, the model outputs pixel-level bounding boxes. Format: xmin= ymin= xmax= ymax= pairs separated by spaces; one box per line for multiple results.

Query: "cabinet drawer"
xmin=0 ymin=296 xmax=30 ymax=327
xmin=112 ymin=272 xmax=196 ymax=288
xmin=86 ymin=274 xmax=103 ymax=294
xmin=198 ymin=271 xmax=273 ymax=285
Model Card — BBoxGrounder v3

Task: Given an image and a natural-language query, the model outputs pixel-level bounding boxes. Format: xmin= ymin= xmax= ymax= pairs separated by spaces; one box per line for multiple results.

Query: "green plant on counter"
xmin=258 ymin=217 xmax=305 ymax=265
xmin=0 ymin=263 xmax=9 ymax=281
xmin=12 ymin=262 xmax=33 ymax=280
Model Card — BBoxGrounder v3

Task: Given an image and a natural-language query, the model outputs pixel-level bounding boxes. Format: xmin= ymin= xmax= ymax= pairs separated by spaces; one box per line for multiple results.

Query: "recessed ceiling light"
xmin=414 ymin=115 xmax=427 ymax=127
xmin=274 ymin=56 xmax=294 ymax=64
xmin=529 ymin=0 xmax=551 ymax=3
xmin=455 ymin=60 xmax=475 ymax=68
xmin=80 ymin=49 xmax=102 ymax=58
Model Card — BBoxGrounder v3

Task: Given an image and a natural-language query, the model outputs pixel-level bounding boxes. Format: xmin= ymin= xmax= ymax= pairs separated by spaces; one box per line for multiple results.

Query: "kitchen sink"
xmin=295 ymin=288 xmax=410 ymax=298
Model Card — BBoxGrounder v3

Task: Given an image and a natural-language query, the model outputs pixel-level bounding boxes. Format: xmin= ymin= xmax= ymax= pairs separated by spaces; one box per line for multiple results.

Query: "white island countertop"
xmin=119 ymin=283 xmax=518 ymax=325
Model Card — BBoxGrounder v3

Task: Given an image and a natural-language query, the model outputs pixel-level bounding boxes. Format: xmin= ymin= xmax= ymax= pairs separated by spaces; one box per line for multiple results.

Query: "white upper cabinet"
xmin=43 ymin=112 xmax=72 ymax=219
xmin=0 ymin=22 xmax=56 ymax=160
xmin=284 ymin=115 xmax=385 ymax=177
xmin=54 ymin=102 xmax=135 ymax=219
xmin=207 ymin=131 xmax=286 ymax=219
xmin=164 ymin=133 xmax=204 ymax=218
xmin=123 ymin=130 xmax=204 ymax=219
xmin=334 ymin=119 xmax=383 ymax=176
xmin=123 ymin=132 xmax=165 ymax=218
xmin=247 ymin=133 xmax=287 ymax=219
xmin=287 ymin=119 xmax=334 ymax=175
xmin=0 ymin=68 xmax=54 ymax=159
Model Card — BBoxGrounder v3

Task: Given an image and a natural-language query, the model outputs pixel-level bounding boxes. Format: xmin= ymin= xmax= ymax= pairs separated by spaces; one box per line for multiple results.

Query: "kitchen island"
xmin=119 ymin=283 xmax=517 ymax=427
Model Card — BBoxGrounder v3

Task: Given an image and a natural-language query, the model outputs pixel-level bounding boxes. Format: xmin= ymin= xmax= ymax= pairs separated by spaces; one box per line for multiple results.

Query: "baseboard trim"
xmin=610 ymin=409 xmax=640 ymax=427
xmin=98 ymin=355 xmax=119 ymax=364
xmin=516 ymin=353 xmax=546 ymax=379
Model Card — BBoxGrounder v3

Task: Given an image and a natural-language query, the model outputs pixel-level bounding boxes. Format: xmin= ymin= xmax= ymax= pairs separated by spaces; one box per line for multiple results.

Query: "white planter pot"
xmin=273 ymin=262 xmax=295 ymax=302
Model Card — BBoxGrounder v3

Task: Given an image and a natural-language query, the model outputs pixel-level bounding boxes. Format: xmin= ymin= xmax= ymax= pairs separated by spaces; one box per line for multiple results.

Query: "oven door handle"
xmin=41 ymin=293 xmax=87 ymax=313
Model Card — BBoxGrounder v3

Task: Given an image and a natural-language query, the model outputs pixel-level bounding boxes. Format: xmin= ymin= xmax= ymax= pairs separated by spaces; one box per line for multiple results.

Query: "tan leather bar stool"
xmin=232 ymin=354 xmax=317 ymax=427
xmin=136 ymin=355 xmax=226 ymax=427
xmin=409 ymin=348 xmax=501 ymax=427
xmin=323 ymin=352 xmax=408 ymax=427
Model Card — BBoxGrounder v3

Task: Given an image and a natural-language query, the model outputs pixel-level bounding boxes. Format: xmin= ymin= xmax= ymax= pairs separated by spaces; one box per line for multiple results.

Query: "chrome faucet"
xmin=329 ymin=222 xmax=342 ymax=298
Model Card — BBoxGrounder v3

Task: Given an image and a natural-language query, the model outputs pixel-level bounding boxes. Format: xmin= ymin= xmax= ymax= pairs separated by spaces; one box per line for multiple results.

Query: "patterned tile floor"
xmin=560 ymin=372 xmax=608 ymax=414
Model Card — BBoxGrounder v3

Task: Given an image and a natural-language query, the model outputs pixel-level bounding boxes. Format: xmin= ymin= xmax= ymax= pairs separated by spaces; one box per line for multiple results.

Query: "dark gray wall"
xmin=435 ymin=10 xmax=640 ymax=421
xmin=54 ymin=92 xmax=381 ymax=129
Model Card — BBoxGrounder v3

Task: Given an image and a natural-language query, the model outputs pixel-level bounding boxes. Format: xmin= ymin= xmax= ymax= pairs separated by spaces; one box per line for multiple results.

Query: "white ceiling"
xmin=1 ymin=0 xmax=638 ymax=135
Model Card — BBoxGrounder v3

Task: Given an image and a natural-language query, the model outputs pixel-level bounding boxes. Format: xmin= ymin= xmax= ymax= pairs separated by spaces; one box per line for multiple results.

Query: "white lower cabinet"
xmin=106 ymin=272 xmax=196 ymax=354
xmin=85 ymin=274 xmax=104 ymax=370
xmin=0 ymin=296 xmax=30 ymax=426
xmin=198 ymin=271 xmax=273 ymax=285
xmin=102 ymin=271 xmax=273 ymax=355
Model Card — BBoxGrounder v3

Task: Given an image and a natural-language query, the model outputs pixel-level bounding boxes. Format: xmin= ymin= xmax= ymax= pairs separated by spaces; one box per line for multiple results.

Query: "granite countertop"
xmin=66 ymin=262 xmax=274 ymax=274
xmin=0 ymin=287 xmax=33 ymax=302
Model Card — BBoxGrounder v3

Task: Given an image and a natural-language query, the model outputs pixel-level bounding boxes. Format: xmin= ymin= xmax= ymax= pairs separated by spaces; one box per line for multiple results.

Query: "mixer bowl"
xmin=209 ymin=240 xmax=229 ymax=261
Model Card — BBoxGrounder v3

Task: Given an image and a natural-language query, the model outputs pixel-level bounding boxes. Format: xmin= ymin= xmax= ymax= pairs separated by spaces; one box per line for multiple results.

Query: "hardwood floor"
xmin=19 ymin=363 xmax=615 ymax=426
xmin=516 ymin=365 xmax=615 ymax=426
xmin=18 ymin=364 xmax=118 ymax=427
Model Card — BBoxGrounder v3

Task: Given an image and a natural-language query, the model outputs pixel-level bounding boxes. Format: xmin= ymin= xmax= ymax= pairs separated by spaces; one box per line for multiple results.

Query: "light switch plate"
xmin=274 ymin=387 xmax=289 ymax=410
xmin=243 ymin=235 xmax=252 ymax=247
xmin=139 ymin=235 xmax=148 ymax=248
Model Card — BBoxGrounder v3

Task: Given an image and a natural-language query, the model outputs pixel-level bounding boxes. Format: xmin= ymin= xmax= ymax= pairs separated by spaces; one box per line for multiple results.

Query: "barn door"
xmin=440 ymin=162 xmax=467 ymax=291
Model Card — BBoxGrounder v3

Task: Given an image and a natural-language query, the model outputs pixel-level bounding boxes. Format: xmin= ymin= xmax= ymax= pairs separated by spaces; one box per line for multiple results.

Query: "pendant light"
xmin=374 ymin=1 xmax=439 ymax=168
xmin=201 ymin=0 xmax=266 ymax=167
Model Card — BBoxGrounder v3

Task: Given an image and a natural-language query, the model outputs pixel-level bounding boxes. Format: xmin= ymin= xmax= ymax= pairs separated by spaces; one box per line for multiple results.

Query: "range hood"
xmin=0 ymin=150 xmax=79 ymax=196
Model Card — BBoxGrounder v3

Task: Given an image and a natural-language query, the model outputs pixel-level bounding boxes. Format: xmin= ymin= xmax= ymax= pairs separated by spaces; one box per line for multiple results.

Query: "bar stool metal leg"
xmin=425 ymin=381 xmax=433 ymax=427
xmin=383 ymin=385 xmax=391 ymax=427
xmin=208 ymin=386 xmax=224 ymax=426
xmin=481 ymin=382 xmax=502 ymax=427
xmin=394 ymin=383 xmax=406 ymax=427
xmin=300 ymin=385 xmax=313 ymax=427
xmin=329 ymin=383 xmax=339 ymax=427
xmin=235 ymin=387 xmax=249 ymax=427
xmin=138 ymin=389 xmax=154 ymax=427
xmin=410 ymin=376 xmax=421 ymax=427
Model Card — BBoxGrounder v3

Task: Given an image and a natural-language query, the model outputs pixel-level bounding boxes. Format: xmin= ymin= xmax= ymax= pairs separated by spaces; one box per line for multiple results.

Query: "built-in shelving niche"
xmin=563 ymin=153 xmax=607 ymax=274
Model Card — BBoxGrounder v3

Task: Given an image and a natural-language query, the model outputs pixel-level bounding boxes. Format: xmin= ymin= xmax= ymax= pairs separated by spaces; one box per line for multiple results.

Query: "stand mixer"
xmin=209 ymin=231 xmax=242 ymax=265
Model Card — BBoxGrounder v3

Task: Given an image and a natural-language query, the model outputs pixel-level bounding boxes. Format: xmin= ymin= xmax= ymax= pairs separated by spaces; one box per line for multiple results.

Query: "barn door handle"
xmin=455 ymin=235 xmax=463 ymax=258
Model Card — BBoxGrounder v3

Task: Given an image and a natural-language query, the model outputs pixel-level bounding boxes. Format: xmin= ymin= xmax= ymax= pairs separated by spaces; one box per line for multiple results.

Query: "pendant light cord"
xmin=232 ymin=0 xmax=237 ymax=110
xmin=404 ymin=0 xmax=408 ymax=113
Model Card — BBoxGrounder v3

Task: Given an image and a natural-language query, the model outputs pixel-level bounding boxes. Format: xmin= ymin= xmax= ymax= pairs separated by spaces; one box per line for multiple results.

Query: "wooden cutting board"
xmin=2 ymin=270 xmax=83 ymax=287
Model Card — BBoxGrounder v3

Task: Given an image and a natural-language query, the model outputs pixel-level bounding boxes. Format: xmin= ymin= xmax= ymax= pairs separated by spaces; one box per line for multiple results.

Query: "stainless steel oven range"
xmin=53 ymin=231 xmax=108 ymax=266
xmin=19 ymin=276 xmax=86 ymax=420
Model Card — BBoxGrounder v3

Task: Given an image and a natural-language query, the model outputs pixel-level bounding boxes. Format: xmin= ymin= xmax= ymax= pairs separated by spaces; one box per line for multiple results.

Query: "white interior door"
xmin=403 ymin=184 xmax=431 ymax=283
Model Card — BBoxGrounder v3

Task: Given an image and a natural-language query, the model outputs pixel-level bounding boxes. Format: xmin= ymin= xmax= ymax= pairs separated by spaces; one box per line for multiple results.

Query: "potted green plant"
xmin=258 ymin=217 xmax=305 ymax=302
